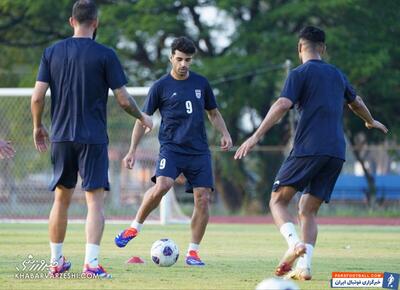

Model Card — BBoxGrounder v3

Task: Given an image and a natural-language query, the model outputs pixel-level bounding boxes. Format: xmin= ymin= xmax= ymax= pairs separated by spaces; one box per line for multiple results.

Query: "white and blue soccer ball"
xmin=150 ymin=238 xmax=179 ymax=267
xmin=255 ymin=278 xmax=299 ymax=290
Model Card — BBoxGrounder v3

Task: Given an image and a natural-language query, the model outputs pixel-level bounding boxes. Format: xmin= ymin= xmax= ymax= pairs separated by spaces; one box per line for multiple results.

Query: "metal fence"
xmin=0 ymin=92 xmax=168 ymax=219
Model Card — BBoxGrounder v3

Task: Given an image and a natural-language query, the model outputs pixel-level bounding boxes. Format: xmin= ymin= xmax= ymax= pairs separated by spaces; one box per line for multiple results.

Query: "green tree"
xmin=1 ymin=0 xmax=398 ymax=210
xmin=211 ymin=0 xmax=399 ymax=209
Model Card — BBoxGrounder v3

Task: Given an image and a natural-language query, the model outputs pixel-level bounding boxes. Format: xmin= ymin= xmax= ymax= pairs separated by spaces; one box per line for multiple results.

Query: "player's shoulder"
xmin=44 ymin=38 xmax=69 ymax=53
xmin=189 ymin=71 xmax=210 ymax=84
xmin=158 ymin=73 xmax=172 ymax=82
xmin=46 ymin=38 xmax=115 ymax=55
xmin=328 ymin=63 xmax=347 ymax=78
xmin=152 ymin=73 xmax=171 ymax=88
xmin=296 ymin=60 xmax=343 ymax=77
xmin=93 ymin=41 xmax=115 ymax=52
xmin=89 ymin=41 xmax=120 ymax=59
xmin=147 ymin=74 xmax=171 ymax=95
xmin=289 ymin=61 xmax=314 ymax=77
xmin=287 ymin=64 xmax=306 ymax=79
xmin=315 ymin=61 xmax=349 ymax=81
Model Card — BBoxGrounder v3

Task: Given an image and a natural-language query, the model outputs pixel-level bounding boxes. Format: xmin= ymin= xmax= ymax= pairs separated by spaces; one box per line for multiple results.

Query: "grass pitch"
xmin=0 ymin=223 xmax=399 ymax=290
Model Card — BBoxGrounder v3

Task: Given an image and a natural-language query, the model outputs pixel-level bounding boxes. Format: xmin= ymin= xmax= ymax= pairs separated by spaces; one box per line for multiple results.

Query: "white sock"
xmin=296 ymin=243 xmax=314 ymax=269
xmin=279 ymin=222 xmax=300 ymax=248
xmin=187 ymin=243 xmax=200 ymax=254
xmin=85 ymin=243 xmax=100 ymax=268
xmin=50 ymin=242 xmax=63 ymax=263
xmin=296 ymin=256 xmax=307 ymax=269
xmin=130 ymin=220 xmax=143 ymax=232
xmin=304 ymin=243 xmax=314 ymax=268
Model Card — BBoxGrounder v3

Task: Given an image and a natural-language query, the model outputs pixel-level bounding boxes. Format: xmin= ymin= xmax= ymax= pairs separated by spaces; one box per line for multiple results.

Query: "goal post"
xmin=0 ymin=87 xmax=189 ymax=224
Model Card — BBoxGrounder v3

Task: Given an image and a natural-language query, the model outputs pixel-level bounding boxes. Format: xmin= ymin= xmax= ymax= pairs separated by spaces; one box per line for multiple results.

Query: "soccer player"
xmin=0 ymin=139 xmax=15 ymax=159
xmin=31 ymin=0 xmax=152 ymax=278
xmin=115 ymin=36 xmax=232 ymax=266
xmin=234 ymin=26 xmax=388 ymax=280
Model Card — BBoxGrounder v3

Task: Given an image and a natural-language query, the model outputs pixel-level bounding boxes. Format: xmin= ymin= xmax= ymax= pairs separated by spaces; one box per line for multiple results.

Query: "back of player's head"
xmin=72 ymin=0 xmax=98 ymax=24
xmin=299 ymin=26 xmax=325 ymax=44
xmin=171 ymin=37 xmax=196 ymax=55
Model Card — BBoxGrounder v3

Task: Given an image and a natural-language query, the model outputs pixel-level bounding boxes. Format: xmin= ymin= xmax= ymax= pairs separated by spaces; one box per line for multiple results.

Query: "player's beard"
xmin=92 ymin=28 xmax=97 ymax=40
xmin=178 ymin=68 xmax=188 ymax=76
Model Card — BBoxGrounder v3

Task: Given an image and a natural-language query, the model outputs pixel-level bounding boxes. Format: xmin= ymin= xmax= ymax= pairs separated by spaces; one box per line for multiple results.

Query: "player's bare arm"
xmin=234 ymin=97 xmax=292 ymax=159
xmin=206 ymin=108 xmax=233 ymax=151
xmin=348 ymin=95 xmax=388 ymax=134
xmin=31 ymin=81 xmax=50 ymax=153
xmin=113 ymin=86 xmax=153 ymax=131
xmin=123 ymin=119 xmax=148 ymax=169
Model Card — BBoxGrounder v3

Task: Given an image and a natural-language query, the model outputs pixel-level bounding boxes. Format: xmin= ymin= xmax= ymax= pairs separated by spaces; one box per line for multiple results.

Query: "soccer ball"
xmin=150 ymin=238 xmax=179 ymax=267
xmin=255 ymin=278 xmax=299 ymax=290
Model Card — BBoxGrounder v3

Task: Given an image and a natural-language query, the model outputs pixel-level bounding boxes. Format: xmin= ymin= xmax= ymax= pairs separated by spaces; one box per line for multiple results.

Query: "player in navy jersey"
xmin=235 ymin=26 xmax=387 ymax=280
xmin=115 ymin=37 xmax=232 ymax=266
xmin=31 ymin=0 xmax=152 ymax=278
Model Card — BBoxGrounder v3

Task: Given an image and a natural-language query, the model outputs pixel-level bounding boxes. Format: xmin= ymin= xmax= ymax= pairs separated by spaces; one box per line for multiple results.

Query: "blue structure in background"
xmin=331 ymin=174 xmax=400 ymax=202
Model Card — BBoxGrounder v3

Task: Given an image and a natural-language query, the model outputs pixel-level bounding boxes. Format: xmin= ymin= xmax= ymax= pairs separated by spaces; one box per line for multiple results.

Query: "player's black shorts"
xmin=49 ymin=142 xmax=109 ymax=191
xmin=272 ymin=155 xmax=344 ymax=203
xmin=151 ymin=149 xmax=214 ymax=193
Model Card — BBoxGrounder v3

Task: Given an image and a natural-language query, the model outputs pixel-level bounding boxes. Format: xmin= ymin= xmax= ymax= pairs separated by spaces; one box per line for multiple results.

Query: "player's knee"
xmin=194 ymin=192 xmax=210 ymax=210
xmin=86 ymin=193 xmax=105 ymax=208
xmin=269 ymin=193 xmax=290 ymax=208
xmin=154 ymin=182 xmax=172 ymax=196
xmin=298 ymin=208 xmax=316 ymax=219
xmin=54 ymin=194 xmax=71 ymax=206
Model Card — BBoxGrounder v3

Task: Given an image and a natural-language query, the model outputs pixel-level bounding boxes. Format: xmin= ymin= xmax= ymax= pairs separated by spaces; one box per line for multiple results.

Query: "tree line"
xmin=0 ymin=0 xmax=398 ymax=210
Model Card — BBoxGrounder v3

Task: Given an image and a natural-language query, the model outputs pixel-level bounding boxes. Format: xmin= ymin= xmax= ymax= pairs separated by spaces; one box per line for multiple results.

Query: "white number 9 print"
xmin=159 ymin=158 xmax=166 ymax=170
xmin=185 ymin=100 xmax=193 ymax=114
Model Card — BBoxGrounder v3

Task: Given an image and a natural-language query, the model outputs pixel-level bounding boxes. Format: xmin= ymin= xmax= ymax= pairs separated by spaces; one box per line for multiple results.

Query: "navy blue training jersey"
xmin=143 ymin=72 xmax=218 ymax=155
xmin=37 ymin=37 xmax=127 ymax=144
xmin=281 ymin=59 xmax=357 ymax=160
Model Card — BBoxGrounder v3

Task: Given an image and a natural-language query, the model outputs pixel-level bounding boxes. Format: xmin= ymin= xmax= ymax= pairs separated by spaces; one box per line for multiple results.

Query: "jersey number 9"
xmin=185 ymin=101 xmax=193 ymax=114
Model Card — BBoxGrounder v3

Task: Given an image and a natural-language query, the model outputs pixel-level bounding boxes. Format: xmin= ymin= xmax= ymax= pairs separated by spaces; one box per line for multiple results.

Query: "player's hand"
xmin=123 ymin=150 xmax=136 ymax=169
xmin=234 ymin=135 xmax=259 ymax=160
xmin=365 ymin=120 xmax=388 ymax=134
xmin=139 ymin=113 xmax=153 ymax=134
xmin=0 ymin=140 xmax=15 ymax=159
xmin=33 ymin=125 xmax=49 ymax=153
xmin=220 ymin=133 xmax=233 ymax=151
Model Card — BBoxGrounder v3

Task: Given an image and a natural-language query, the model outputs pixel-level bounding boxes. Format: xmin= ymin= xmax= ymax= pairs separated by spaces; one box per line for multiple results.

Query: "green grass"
xmin=0 ymin=223 xmax=399 ymax=290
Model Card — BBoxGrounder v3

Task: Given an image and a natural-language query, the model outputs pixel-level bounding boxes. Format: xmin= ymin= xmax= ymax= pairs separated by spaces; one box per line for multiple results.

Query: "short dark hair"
xmin=299 ymin=26 xmax=325 ymax=44
xmin=171 ymin=37 xmax=196 ymax=55
xmin=72 ymin=0 xmax=98 ymax=24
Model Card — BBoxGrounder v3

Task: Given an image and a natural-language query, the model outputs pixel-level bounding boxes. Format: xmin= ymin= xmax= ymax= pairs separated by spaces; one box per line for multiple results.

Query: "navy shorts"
xmin=272 ymin=155 xmax=344 ymax=203
xmin=49 ymin=142 xmax=110 ymax=191
xmin=151 ymin=150 xmax=214 ymax=193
